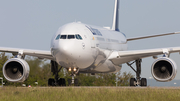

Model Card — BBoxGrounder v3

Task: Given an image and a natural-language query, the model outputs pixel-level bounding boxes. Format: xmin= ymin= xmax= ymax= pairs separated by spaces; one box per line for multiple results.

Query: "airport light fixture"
xmin=22 ymin=84 xmax=26 ymax=87
xmin=35 ymin=82 xmax=38 ymax=86
xmin=0 ymin=77 xmax=3 ymax=87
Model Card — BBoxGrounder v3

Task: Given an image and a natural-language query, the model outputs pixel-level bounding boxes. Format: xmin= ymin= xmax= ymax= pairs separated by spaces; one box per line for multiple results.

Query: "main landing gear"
xmin=127 ymin=59 xmax=147 ymax=87
xmin=48 ymin=60 xmax=79 ymax=86
xmin=48 ymin=61 xmax=66 ymax=86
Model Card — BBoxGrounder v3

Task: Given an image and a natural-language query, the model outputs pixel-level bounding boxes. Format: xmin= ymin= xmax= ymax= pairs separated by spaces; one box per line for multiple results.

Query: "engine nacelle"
xmin=3 ymin=58 xmax=30 ymax=82
xmin=151 ymin=57 xmax=177 ymax=82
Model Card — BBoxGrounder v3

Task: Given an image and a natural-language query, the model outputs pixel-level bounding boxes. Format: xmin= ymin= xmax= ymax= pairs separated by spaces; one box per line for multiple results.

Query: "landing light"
xmin=68 ymin=68 xmax=72 ymax=72
xmin=73 ymin=68 xmax=77 ymax=72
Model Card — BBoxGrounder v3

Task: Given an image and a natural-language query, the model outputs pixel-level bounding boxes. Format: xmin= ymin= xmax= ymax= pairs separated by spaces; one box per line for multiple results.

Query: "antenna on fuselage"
xmin=112 ymin=0 xmax=120 ymax=31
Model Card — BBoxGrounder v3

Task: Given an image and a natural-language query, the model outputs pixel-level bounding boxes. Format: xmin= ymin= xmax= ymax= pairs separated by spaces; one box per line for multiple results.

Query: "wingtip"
xmin=175 ymin=32 xmax=180 ymax=34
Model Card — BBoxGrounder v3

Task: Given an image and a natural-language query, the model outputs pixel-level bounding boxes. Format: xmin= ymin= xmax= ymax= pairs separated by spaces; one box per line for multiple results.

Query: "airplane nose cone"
xmin=57 ymin=40 xmax=94 ymax=69
xmin=59 ymin=41 xmax=75 ymax=58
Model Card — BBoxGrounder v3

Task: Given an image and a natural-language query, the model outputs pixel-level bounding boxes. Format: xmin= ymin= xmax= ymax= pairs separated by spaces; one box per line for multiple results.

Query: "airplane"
xmin=1 ymin=0 xmax=180 ymax=87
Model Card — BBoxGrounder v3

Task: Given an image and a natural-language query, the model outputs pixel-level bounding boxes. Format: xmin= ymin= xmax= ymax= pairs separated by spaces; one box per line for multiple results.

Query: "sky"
xmin=1 ymin=0 xmax=180 ymax=81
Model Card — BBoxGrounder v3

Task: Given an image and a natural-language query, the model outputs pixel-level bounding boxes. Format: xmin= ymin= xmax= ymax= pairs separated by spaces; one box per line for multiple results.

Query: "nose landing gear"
xmin=68 ymin=67 xmax=79 ymax=86
xmin=48 ymin=60 xmax=79 ymax=86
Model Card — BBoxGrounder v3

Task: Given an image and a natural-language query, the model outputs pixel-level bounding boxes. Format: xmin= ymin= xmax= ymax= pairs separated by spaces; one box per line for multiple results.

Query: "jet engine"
xmin=2 ymin=58 xmax=30 ymax=82
xmin=151 ymin=57 xmax=177 ymax=82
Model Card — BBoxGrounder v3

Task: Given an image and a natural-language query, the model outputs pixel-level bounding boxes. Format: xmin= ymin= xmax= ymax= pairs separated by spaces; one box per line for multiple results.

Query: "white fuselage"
xmin=51 ymin=22 xmax=127 ymax=73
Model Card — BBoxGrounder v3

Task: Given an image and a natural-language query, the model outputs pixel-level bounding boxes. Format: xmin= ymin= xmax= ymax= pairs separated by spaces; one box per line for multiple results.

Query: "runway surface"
xmin=15 ymin=86 xmax=180 ymax=89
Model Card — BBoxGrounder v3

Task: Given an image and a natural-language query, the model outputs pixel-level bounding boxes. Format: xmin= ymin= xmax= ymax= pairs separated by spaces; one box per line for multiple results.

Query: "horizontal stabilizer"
xmin=127 ymin=31 xmax=180 ymax=41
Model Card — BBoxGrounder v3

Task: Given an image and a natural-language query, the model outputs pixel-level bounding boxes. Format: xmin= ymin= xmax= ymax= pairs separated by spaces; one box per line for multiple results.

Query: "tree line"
xmin=0 ymin=52 xmax=134 ymax=86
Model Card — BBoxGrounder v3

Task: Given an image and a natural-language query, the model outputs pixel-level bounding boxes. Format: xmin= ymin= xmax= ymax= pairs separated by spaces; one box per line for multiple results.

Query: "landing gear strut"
xmin=127 ymin=59 xmax=147 ymax=87
xmin=48 ymin=60 xmax=66 ymax=86
xmin=68 ymin=68 xmax=79 ymax=86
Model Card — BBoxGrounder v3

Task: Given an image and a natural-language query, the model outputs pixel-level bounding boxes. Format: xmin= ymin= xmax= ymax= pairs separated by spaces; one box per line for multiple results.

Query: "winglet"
xmin=112 ymin=0 xmax=120 ymax=31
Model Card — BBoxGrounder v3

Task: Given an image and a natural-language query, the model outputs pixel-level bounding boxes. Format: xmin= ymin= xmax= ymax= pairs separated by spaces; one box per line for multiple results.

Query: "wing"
xmin=108 ymin=47 xmax=180 ymax=65
xmin=0 ymin=47 xmax=54 ymax=60
xmin=127 ymin=32 xmax=180 ymax=41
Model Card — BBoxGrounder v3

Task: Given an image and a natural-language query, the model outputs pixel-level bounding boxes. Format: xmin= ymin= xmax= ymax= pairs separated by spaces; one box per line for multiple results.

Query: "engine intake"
xmin=3 ymin=58 xmax=30 ymax=82
xmin=151 ymin=57 xmax=177 ymax=82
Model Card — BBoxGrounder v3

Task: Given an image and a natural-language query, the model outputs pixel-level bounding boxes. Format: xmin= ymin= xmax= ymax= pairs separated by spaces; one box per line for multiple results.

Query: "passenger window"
xmin=55 ymin=35 xmax=60 ymax=40
xmin=75 ymin=34 xmax=83 ymax=40
xmin=68 ymin=35 xmax=75 ymax=39
xmin=60 ymin=35 xmax=67 ymax=39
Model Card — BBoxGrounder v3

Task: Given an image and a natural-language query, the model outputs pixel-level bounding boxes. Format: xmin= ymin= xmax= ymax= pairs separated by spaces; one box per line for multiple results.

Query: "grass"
xmin=0 ymin=87 xmax=180 ymax=101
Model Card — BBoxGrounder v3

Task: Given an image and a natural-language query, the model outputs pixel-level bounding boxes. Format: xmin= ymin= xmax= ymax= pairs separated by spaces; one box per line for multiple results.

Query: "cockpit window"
xmin=75 ymin=34 xmax=83 ymax=40
xmin=59 ymin=34 xmax=82 ymax=40
xmin=60 ymin=35 xmax=67 ymax=39
xmin=55 ymin=34 xmax=60 ymax=40
xmin=68 ymin=35 xmax=75 ymax=39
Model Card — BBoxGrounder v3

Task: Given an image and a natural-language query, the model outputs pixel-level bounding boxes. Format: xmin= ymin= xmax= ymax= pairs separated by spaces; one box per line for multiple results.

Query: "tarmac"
xmin=15 ymin=86 xmax=180 ymax=89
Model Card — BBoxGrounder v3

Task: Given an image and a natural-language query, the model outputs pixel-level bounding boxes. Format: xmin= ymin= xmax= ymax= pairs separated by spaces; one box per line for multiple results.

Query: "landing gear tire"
xmin=130 ymin=78 xmax=147 ymax=87
xmin=130 ymin=78 xmax=136 ymax=86
xmin=74 ymin=79 xmax=79 ymax=86
xmin=68 ymin=79 xmax=72 ymax=86
xmin=58 ymin=78 xmax=66 ymax=86
xmin=68 ymin=78 xmax=79 ymax=86
xmin=48 ymin=78 xmax=55 ymax=86
xmin=141 ymin=78 xmax=147 ymax=87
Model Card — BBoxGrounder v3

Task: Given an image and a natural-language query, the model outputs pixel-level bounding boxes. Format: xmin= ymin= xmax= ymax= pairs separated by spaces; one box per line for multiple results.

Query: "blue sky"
xmin=1 ymin=0 xmax=180 ymax=80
